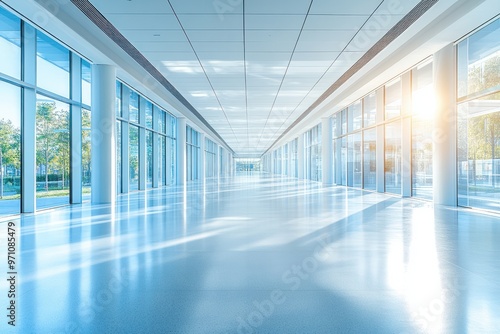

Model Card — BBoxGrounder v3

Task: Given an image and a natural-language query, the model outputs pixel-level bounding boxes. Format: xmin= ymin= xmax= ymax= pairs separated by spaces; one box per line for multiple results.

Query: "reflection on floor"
xmin=1 ymin=173 xmax=500 ymax=333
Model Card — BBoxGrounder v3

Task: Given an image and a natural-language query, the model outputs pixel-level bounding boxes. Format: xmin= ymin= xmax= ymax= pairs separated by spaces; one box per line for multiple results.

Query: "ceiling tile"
xmin=309 ymin=0 xmax=382 ymax=15
xmin=177 ymin=14 xmax=243 ymax=30
xmin=245 ymin=0 xmax=312 ymax=14
xmin=303 ymin=15 xmax=368 ymax=30
xmin=246 ymin=15 xmax=306 ymax=30
xmin=105 ymin=14 xmax=180 ymax=30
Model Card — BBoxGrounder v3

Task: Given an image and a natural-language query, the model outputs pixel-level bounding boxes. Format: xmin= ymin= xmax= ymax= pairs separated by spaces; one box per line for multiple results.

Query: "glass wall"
xmin=0 ymin=81 xmax=21 ymax=216
xmin=36 ymin=32 xmax=70 ymax=99
xmin=305 ymin=124 xmax=322 ymax=182
xmin=412 ymin=60 xmax=434 ymax=200
xmin=0 ymin=8 xmax=21 ymax=79
xmin=36 ymin=96 xmax=70 ymax=209
xmin=363 ymin=128 xmax=376 ymax=190
xmin=458 ymin=18 xmax=500 ymax=210
xmin=385 ymin=121 xmax=402 ymax=194
xmin=82 ymin=109 xmax=91 ymax=199
xmin=129 ymin=125 xmax=139 ymax=191
xmin=205 ymin=138 xmax=218 ymax=178
xmin=186 ymin=126 xmax=200 ymax=181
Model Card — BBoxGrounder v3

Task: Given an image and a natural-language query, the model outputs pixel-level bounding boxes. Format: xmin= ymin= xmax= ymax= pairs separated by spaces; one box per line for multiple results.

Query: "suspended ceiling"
xmin=85 ymin=0 xmax=420 ymax=156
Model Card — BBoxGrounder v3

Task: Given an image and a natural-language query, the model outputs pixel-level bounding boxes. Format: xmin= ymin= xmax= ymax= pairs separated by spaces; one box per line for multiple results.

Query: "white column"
xmin=322 ymin=117 xmax=333 ymax=186
xmin=91 ymin=64 xmax=116 ymax=204
xmin=433 ymin=43 xmax=457 ymax=206
xmin=70 ymin=54 xmax=83 ymax=204
xmin=401 ymin=71 xmax=412 ymax=197
xmin=376 ymin=87 xmax=385 ymax=193
xmin=297 ymin=134 xmax=305 ymax=179
xmin=199 ymin=133 xmax=206 ymax=180
xmin=176 ymin=118 xmax=186 ymax=185
xmin=21 ymin=23 xmax=36 ymax=213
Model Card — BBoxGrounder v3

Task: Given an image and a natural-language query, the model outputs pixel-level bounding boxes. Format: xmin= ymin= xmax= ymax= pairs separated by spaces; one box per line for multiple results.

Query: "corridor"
xmin=3 ymin=173 xmax=500 ymax=333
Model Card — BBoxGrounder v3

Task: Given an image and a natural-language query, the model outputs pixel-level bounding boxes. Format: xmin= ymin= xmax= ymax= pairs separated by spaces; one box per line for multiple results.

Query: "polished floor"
xmin=1 ymin=173 xmax=500 ymax=333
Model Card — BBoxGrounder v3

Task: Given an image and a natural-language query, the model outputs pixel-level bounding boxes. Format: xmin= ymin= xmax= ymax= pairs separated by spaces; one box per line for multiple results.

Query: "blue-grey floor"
xmin=1 ymin=173 xmax=500 ymax=333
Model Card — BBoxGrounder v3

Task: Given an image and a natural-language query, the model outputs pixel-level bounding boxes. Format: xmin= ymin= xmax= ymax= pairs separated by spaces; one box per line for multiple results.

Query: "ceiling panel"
xmin=90 ymin=0 xmax=419 ymax=156
xmin=105 ymin=14 xmax=180 ymax=30
xmin=246 ymin=15 xmax=306 ymax=30
xmin=309 ymin=0 xmax=382 ymax=15
xmin=169 ymin=0 xmax=243 ymax=15
xmin=90 ymin=0 xmax=173 ymax=14
xmin=177 ymin=14 xmax=243 ymax=30
xmin=303 ymin=15 xmax=369 ymax=30
xmin=186 ymin=30 xmax=243 ymax=42
xmin=245 ymin=0 xmax=312 ymax=14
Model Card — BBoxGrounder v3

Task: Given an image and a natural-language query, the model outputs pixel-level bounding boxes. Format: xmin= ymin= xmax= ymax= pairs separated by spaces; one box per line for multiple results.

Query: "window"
xmin=82 ymin=60 xmax=91 ymax=106
xmin=347 ymin=133 xmax=362 ymax=188
xmin=363 ymin=128 xmax=376 ymax=190
xmin=147 ymin=131 xmax=153 ymax=188
xmin=36 ymin=95 xmax=70 ymax=209
xmin=129 ymin=125 xmax=139 ymax=190
xmin=457 ymin=18 xmax=500 ymax=211
xmin=385 ymin=78 xmax=401 ymax=120
xmin=348 ymin=101 xmax=362 ymax=132
xmin=36 ymin=32 xmax=70 ymax=98
xmin=385 ymin=121 xmax=402 ymax=194
xmin=0 ymin=81 xmax=21 ymax=216
xmin=82 ymin=109 xmax=91 ymax=199
xmin=412 ymin=60 xmax=434 ymax=200
xmin=129 ymin=91 xmax=139 ymax=123
xmin=145 ymin=101 xmax=153 ymax=129
xmin=0 ymin=7 xmax=21 ymax=79
xmin=363 ymin=92 xmax=377 ymax=127
xmin=116 ymin=82 xmax=122 ymax=117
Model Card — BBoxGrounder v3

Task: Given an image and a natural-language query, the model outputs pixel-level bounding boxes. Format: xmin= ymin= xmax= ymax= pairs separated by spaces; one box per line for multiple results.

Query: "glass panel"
xmin=82 ymin=60 xmax=91 ymax=106
xmin=116 ymin=121 xmax=122 ymax=194
xmin=363 ymin=92 xmax=377 ymax=127
xmin=0 ymin=8 xmax=21 ymax=79
xmin=341 ymin=109 xmax=347 ymax=135
xmin=385 ymin=78 xmax=401 ymax=120
xmin=36 ymin=32 xmax=70 ymax=98
xmin=348 ymin=101 xmax=362 ymax=132
xmin=458 ymin=92 xmax=500 ymax=210
xmin=129 ymin=91 xmax=139 ymax=123
xmin=145 ymin=101 xmax=153 ymax=128
xmin=158 ymin=110 xmax=165 ymax=133
xmin=457 ymin=18 xmax=500 ymax=99
xmin=347 ymin=134 xmax=361 ymax=187
xmin=0 ymin=81 xmax=21 ymax=216
xmin=161 ymin=136 xmax=167 ymax=185
xmin=129 ymin=125 xmax=139 ymax=191
xmin=36 ymin=95 xmax=70 ymax=209
xmin=363 ymin=128 xmax=376 ymax=190
xmin=412 ymin=60 xmax=434 ymax=200
xmin=385 ymin=121 xmax=402 ymax=194
xmin=116 ymin=82 xmax=122 ymax=117
xmin=341 ymin=136 xmax=347 ymax=186
xmin=82 ymin=109 xmax=91 ymax=201
xmin=147 ymin=131 xmax=153 ymax=188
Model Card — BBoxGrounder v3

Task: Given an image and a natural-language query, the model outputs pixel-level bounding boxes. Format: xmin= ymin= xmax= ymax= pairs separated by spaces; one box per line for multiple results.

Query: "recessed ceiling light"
xmin=153 ymin=34 xmax=160 ymax=37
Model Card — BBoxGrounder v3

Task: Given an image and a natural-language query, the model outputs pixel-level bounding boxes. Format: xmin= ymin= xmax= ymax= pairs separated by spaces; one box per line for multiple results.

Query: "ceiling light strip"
xmin=265 ymin=0 xmax=439 ymax=155
xmin=260 ymin=0 xmax=386 ymax=151
xmin=254 ymin=0 xmax=315 ymax=149
xmin=70 ymin=0 xmax=234 ymax=153
xmin=165 ymin=0 xmax=241 ymax=148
